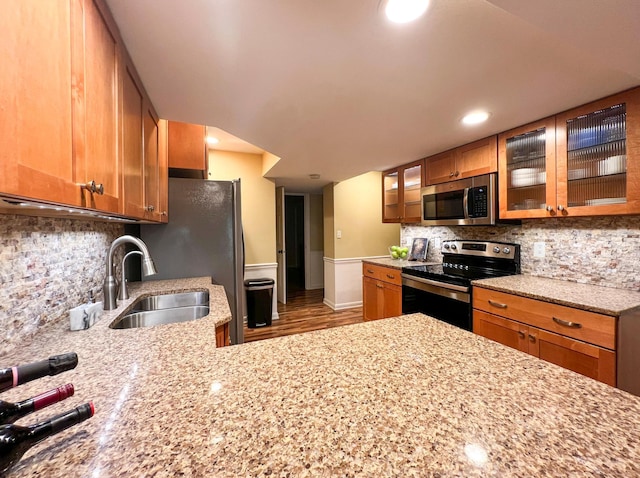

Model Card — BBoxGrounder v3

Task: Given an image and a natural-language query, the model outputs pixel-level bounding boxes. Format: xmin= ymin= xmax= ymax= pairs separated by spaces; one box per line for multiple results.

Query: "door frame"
xmin=276 ymin=186 xmax=286 ymax=304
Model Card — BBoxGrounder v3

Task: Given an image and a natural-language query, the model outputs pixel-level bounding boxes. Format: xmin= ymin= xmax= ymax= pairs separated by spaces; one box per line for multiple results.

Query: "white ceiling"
xmin=105 ymin=0 xmax=640 ymax=193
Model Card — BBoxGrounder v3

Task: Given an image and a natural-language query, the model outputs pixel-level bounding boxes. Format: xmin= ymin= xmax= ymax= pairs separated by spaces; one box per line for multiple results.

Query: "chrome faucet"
xmin=103 ymin=235 xmax=157 ymax=310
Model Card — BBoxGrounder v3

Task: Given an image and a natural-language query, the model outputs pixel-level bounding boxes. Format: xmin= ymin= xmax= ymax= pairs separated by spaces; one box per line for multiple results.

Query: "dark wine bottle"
xmin=0 ymin=353 xmax=78 ymax=393
xmin=0 ymin=384 xmax=75 ymax=425
xmin=0 ymin=402 xmax=94 ymax=475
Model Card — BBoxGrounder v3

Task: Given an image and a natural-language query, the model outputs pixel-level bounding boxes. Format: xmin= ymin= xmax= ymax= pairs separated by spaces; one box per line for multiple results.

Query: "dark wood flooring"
xmin=243 ymin=288 xmax=363 ymax=342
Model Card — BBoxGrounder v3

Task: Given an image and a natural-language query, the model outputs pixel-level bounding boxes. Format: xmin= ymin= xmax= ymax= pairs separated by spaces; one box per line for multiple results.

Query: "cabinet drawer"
xmin=473 ymin=287 xmax=616 ymax=350
xmin=362 ymin=263 xmax=402 ymax=286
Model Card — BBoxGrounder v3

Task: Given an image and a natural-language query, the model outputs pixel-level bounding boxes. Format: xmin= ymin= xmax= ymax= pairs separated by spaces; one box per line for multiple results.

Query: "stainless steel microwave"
xmin=421 ymin=173 xmax=497 ymax=226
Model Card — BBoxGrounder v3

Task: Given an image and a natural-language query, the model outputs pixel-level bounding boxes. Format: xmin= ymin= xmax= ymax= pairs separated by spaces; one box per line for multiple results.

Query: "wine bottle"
xmin=0 ymin=384 xmax=75 ymax=425
xmin=0 ymin=402 xmax=94 ymax=475
xmin=0 ymin=353 xmax=78 ymax=393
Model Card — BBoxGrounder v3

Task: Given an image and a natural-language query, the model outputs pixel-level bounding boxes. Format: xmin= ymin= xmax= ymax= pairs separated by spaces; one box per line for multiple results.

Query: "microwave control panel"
xmin=468 ymin=186 xmax=488 ymax=218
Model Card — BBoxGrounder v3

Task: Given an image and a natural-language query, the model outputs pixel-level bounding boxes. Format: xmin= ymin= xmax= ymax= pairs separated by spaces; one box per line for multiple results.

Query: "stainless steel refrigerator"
xmin=140 ymin=178 xmax=244 ymax=345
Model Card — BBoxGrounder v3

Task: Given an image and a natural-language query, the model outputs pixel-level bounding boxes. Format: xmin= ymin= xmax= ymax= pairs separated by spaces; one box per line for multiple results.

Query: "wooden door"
xmin=382 ymin=282 xmax=402 ymax=318
xmin=121 ymin=63 xmax=145 ymax=219
xmin=400 ymin=160 xmax=423 ymax=223
xmin=168 ymin=121 xmax=206 ymax=170
xmin=72 ymin=0 xmax=122 ymax=213
xmin=157 ymin=119 xmax=169 ymax=222
xmin=0 ymin=0 xmax=79 ymax=206
xmin=528 ymin=327 xmax=616 ymax=386
xmin=498 ymin=117 xmax=557 ymax=219
xmin=143 ymin=106 xmax=160 ymax=221
xmin=457 ymin=136 xmax=498 ymax=179
xmin=363 ymin=276 xmax=380 ymax=321
xmin=382 ymin=168 xmax=400 ymax=222
xmin=473 ymin=310 xmax=529 ymax=353
xmin=425 ymin=150 xmax=457 ymax=185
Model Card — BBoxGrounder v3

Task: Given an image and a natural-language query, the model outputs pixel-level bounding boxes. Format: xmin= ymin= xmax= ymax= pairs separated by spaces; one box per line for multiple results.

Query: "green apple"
xmin=400 ymin=251 xmax=407 ymax=258
xmin=391 ymin=251 xmax=399 ymax=259
xmin=391 ymin=245 xmax=399 ymax=252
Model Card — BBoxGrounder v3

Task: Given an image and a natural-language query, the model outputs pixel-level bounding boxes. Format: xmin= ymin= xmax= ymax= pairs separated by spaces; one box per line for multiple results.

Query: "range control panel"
xmin=441 ymin=240 xmax=520 ymax=260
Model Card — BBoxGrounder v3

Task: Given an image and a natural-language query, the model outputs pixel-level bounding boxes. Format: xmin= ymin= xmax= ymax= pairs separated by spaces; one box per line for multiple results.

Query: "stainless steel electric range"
xmin=401 ymin=240 xmax=521 ymax=331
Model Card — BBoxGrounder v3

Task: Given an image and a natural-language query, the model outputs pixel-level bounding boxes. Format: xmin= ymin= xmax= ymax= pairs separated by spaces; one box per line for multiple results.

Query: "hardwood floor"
xmin=243 ymin=288 xmax=363 ymax=342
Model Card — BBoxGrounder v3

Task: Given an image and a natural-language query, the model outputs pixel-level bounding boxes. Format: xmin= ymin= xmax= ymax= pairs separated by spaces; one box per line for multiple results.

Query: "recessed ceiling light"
xmin=206 ymin=136 xmax=220 ymax=145
xmin=462 ymin=111 xmax=490 ymax=125
xmin=384 ymin=0 xmax=430 ymax=23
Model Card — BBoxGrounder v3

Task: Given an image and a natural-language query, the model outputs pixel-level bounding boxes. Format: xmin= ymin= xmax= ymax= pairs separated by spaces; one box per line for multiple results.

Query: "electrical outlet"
xmin=533 ymin=242 xmax=545 ymax=258
xmin=434 ymin=237 xmax=441 ymax=248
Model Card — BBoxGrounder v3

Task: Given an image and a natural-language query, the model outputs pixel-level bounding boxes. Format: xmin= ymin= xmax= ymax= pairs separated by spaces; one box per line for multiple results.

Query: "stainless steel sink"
xmin=130 ymin=291 xmax=209 ymax=311
xmin=109 ymin=291 xmax=210 ymax=329
xmin=110 ymin=306 xmax=210 ymax=329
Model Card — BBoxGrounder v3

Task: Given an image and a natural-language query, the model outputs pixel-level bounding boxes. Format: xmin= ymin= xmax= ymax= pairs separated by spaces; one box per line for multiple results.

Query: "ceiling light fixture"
xmin=384 ymin=0 xmax=430 ymax=23
xmin=462 ymin=111 xmax=490 ymax=125
xmin=206 ymin=136 xmax=220 ymax=145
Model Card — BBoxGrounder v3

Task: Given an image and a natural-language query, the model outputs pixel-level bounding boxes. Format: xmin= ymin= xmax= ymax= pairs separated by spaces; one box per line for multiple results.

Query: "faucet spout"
xmin=103 ymin=235 xmax=157 ymax=310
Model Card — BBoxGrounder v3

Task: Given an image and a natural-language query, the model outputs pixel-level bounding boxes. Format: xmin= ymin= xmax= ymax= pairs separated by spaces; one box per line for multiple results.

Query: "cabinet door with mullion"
xmin=555 ymin=87 xmax=640 ymax=217
xmin=498 ymin=117 xmax=557 ymax=219
xmin=400 ymin=160 xmax=423 ymax=223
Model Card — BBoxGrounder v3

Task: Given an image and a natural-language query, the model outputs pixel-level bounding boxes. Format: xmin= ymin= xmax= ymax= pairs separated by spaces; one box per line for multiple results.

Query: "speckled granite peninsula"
xmin=2 ymin=290 xmax=640 ymax=476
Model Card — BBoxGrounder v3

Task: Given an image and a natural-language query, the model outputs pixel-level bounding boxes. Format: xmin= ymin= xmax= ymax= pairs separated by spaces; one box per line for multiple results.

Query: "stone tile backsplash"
xmin=402 ymin=215 xmax=640 ymax=291
xmin=0 ymin=215 xmax=124 ymax=356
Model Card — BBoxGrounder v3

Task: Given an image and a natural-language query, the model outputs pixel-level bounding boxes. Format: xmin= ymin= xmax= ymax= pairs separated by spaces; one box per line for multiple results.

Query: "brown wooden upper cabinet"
xmin=382 ymin=159 xmax=423 ymax=223
xmin=0 ymin=0 xmax=167 ymax=223
xmin=168 ymin=121 xmax=207 ymax=171
xmin=425 ymin=136 xmax=498 ymax=185
xmin=499 ymin=87 xmax=640 ymax=219
xmin=0 ymin=0 xmax=78 ymax=206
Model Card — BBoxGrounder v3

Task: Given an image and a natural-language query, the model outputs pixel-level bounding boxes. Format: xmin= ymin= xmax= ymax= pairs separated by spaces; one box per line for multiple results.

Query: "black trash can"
xmin=244 ymin=278 xmax=275 ymax=328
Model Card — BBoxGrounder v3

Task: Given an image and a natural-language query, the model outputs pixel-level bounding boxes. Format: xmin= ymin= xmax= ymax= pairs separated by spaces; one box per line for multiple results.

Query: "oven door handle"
xmin=463 ymin=187 xmax=470 ymax=219
xmin=401 ymin=274 xmax=469 ymax=293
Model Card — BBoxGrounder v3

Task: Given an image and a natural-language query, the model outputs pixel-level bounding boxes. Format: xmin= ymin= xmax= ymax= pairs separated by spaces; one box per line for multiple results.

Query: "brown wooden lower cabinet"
xmin=215 ymin=322 xmax=230 ymax=347
xmin=474 ymin=309 xmax=616 ymax=386
xmin=362 ymin=263 xmax=402 ymax=321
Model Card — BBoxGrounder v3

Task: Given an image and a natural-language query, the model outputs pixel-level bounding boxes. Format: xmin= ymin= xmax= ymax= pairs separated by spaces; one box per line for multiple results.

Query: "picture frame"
xmin=408 ymin=238 xmax=429 ymax=261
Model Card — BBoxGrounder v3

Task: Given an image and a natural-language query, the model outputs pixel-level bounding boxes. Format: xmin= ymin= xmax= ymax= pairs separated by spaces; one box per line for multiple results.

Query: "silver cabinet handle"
xmin=552 ymin=317 xmax=582 ymax=328
xmin=376 ymin=283 xmax=383 ymax=289
xmin=161 ymin=211 xmax=167 ymax=216
xmin=488 ymin=299 xmax=507 ymax=309
xmin=518 ymin=330 xmax=526 ymax=339
xmin=367 ymin=269 xmax=374 ymax=274
xmin=529 ymin=334 xmax=536 ymax=343
xmin=386 ymin=274 xmax=395 ymax=279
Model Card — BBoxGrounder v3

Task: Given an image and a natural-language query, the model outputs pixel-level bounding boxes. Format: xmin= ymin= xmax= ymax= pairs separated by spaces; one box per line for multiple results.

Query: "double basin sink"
xmin=110 ymin=291 xmax=210 ymax=329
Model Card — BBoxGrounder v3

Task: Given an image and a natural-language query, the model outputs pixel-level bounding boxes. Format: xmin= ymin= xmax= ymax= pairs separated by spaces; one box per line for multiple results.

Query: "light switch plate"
xmin=336 ymin=230 xmax=342 ymax=239
xmin=533 ymin=242 xmax=545 ymax=258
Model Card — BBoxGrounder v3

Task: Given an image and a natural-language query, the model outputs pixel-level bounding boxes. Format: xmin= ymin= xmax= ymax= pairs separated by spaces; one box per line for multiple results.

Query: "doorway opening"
xmin=285 ymin=195 xmax=305 ymax=295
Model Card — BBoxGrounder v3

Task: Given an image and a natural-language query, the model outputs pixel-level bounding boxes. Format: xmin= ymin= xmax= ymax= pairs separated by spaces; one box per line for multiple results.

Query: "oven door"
xmin=401 ymin=274 xmax=472 ymax=331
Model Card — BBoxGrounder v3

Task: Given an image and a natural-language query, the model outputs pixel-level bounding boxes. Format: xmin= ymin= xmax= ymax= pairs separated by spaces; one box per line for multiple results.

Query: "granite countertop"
xmin=363 ymin=257 xmax=438 ymax=270
xmin=3 ymin=309 xmax=640 ymax=476
xmin=473 ymin=275 xmax=640 ymax=316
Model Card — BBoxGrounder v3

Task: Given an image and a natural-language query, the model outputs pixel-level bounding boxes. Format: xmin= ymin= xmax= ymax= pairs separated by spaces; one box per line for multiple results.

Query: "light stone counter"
xmin=473 ymin=274 xmax=640 ymax=316
xmin=362 ymin=257 xmax=438 ymax=270
xmin=3 ymin=308 xmax=640 ymax=476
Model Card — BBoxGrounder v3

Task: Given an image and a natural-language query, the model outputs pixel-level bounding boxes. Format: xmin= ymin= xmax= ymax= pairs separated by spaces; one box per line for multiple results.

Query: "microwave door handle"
xmin=463 ymin=187 xmax=470 ymax=219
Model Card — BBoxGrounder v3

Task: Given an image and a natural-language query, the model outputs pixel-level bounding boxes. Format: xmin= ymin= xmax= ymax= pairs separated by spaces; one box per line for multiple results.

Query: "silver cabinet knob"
xmin=557 ymin=205 xmax=565 ymax=211
xmin=82 ymin=180 xmax=104 ymax=195
xmin=546 ymin=205 xmax=554 ymax=212
xmin=146 ymin=205 xmax=155 ymax=212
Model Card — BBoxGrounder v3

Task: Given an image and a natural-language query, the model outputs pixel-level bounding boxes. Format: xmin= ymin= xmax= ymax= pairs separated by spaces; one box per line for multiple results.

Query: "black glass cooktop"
xmin=402 ymin=260 xmax=518 ymax=288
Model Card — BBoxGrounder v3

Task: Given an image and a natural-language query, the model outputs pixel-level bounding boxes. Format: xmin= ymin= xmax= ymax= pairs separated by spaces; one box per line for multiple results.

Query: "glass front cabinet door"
xmin=499 ymin=117 xmax=557 ymax=219
xmin=555 ymin=88 xmax=640 ymax=217
xmin=382 ymin=160 xmax=423 ymax=223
